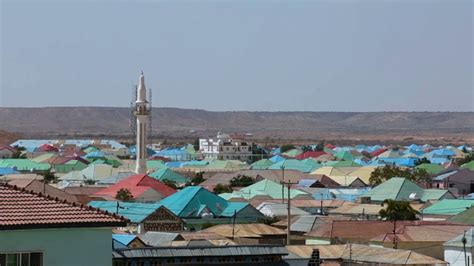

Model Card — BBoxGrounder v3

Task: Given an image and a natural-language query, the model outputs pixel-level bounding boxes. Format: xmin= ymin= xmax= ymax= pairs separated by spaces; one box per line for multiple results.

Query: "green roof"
xmin=268 ymin=159 xmax=317 ymax=173
xmin=239 ymin=179 xmax=308 ymax=199
xmin=420 ymin=189 xmax=451 ymax=202
xmin=415 ymin=163 xmax=445 ymax=175
xmin=364 ymin=177 xmax=424 ymax=202
xmin=422 ymin=199 xmax=474 ymax=216
xmin=282 ymin=149 xmax=302 ymax=158
xmin=324 ymin=160 xmax=361 ymax=167
xmin=448 ymin=207 xmax=474 ymax=224
xmin=84 ymin=146 xmax=100 ymax=153
xmin=149 ymin=168 xmax=189 ymax=184
xmin=31 ymin=153 xmax=55 ymax=163
xmin=250 ymin=159 xmax=275 ymax=170
xmin=205 ymin=160 xmax=248 ymax=170
xmin=460 ymin=161 xmax=474 ymax=171
xmin=0 ymin=159 xmax=51 ymax=171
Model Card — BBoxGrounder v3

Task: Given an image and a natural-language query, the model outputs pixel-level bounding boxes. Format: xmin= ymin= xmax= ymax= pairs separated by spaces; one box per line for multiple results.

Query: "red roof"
xmin=0 ymin=146 xmax=16 ymax=152
xmin=325 ymin=143 xmax=336 ymax=149
xmin=371 ymin=148 xmax=387 ymax=157
xmin=0 ymin=184 xmax=125 ymax=230
xmin=295 ymin=151 xmax=328 ymax=160
xmin=94 ymin=174 xmax=176 ymax=199
xmin=37 ymin=144 xmax=59 ymax=152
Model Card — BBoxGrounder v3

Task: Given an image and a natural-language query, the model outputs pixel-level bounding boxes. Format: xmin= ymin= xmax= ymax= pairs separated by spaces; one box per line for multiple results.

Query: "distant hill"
xmin=0 ymin=107 xmax=473 ymax=142
xmin=0 ymin=129 xmax=21 ymax=146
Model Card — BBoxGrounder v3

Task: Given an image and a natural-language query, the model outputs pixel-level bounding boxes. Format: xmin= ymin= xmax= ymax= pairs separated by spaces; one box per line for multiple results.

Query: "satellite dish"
xmin=201 ymin=212 xmax=214 ymax=219
xmin=409 ymin=193 xmax=419 ymax=200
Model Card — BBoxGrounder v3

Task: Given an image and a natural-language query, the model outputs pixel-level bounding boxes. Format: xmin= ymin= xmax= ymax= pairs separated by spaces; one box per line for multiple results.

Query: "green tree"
xmin=369 ymin=165 xmax=431 ymax=186
xmin=301 ymin=145 xmax=313 ymax=152
xmin=162 ymin=179 xmax=177 ymax=189
xmin=456 ymin=153 xmax=474 ymax=166
xmin=41 ymin=170 xmax=56 ymax=183
xmin=193 ymin=138 xmax=200 ymax=151
xmin=116 ymin=188 xmax=134 ymax=201
xmin=414 ymin=157 xmax=431 ymax=166
xmin=230 ymin=175 xmax=255 ymax=187
xmin=191 ymin=172 xmax=205 ymax=184
xmin=84 ymin=179 xmax=95 ymax=185
xmin=315 ymin=141 xmax=325 ymax=152
xmin=213 ymin=183 xmax=233 ymax=194
xmin=256 ymin=216 xmax=280 ymax=225
xmin=280 ymin=144 xmax=295 ymax=153
xmin=379 ymin=200 xmax=419 ymax=221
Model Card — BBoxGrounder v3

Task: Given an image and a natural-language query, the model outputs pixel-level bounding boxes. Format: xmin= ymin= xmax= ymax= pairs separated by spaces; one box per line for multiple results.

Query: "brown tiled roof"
xmin=8 ymin=179 xmax=79 ymax=203
xmin=0 ymin=184 xmax=126 ymax=230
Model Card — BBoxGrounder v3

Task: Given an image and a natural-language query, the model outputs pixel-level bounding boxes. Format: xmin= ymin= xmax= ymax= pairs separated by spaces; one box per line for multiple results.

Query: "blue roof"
xmin=84 ymin=151 xmax=106 ymax=158
xmin=88 ymin=201 xmax=162 ymax=223
xmin=431 ymin=149 xmax=456 ymax=156
xmin=112 ymin=234 xmax=137 ymax=246
xmin=376 ymin=157 xmax=417 ymax=167
xmin=432 ymin=170 xmax=458 ymax=181
xmin=0 ymin=167 xmax=19 ymax=175
xmin=269 ymin=155 xmax=286 ymax=163
xmin=129 ymin=145 xmax=156 ymax=157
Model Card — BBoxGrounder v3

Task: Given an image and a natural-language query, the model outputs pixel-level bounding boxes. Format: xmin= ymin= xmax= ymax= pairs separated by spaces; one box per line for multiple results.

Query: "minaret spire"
xmin=134 ymin=71 xmax=150 ymax=174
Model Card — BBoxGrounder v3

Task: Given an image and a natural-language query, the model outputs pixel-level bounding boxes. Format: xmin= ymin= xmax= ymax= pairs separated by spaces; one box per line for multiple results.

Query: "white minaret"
xmin=134 ymin=71 xmax=150 ymax=174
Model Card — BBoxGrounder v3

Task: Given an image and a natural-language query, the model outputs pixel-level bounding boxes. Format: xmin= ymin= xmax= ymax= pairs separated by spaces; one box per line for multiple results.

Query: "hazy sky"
xmin=1 ymin=0 xmax=473 ymax=111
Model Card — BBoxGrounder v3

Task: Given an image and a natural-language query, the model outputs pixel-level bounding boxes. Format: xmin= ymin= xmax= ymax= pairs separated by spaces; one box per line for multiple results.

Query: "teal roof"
xmin=159 ymin=186 xmax=248 ymax=218
xmin=239 ymin=179 xmax=308 ymax=199
xmin=448 ymin=207 xmax=474 ymax=224
xmin=268 ymin=159 xmax=316 ymax=173
xmin=88 ymin=201 xmax=162 ymax=223
xmin=300 ymin=159 xmax=323 ymax=169
xmin=147 ymin=160 xmax=166 ymax=170
xmin=334 ymin=150 xmax=355 ymax=161
xmin=422 ymin=199 xmax=474 ymax=216
xmin=149 ymin=168 xmax=189 ymax=184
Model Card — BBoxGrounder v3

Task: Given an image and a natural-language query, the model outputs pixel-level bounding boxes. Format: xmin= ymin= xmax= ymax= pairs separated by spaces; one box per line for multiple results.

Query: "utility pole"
xmin=280 ymin=165 xmax=285 ymax=204
xmin=462 ymin=230 xmax=467 ymax=266
xmin=281 ymin=179 xmax=298 ymax=246
xmin=392 ymin=219 xmax=398 ymax=249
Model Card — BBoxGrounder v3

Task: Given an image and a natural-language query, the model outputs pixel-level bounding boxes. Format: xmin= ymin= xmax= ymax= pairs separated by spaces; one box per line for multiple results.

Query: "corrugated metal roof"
xmin=286 ymin=244 xmax=447 ymax=265
xmin=113 ymin=245 xmax=288 ymax=258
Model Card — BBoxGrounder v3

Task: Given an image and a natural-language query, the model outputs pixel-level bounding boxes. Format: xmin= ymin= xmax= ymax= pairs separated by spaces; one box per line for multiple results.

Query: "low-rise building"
xmin=199 ymin=132 xmax=252 ymax=161
xmin=0 ymin=183 xmax=125 ymax=266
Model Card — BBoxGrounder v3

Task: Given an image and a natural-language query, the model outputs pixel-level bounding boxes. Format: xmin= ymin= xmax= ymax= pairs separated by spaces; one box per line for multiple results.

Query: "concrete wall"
xmin=445 ymin=246 xmax=473 ymax=266
xmin=0 ymin=227 xmax=112 ymax=266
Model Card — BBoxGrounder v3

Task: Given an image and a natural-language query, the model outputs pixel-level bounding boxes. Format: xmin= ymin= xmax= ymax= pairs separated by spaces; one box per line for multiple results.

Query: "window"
xmin=0 ymin=252 xmax=42 ymax=266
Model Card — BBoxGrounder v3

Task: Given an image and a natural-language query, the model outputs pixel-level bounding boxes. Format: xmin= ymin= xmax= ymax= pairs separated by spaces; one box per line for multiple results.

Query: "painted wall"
xmin=445 ymin=247 xmax=473 ymax=266
xmin=0 ymin=227 xmax=112 ymax=266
